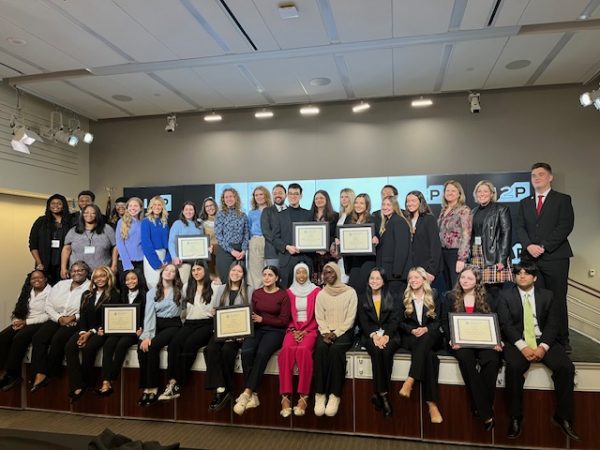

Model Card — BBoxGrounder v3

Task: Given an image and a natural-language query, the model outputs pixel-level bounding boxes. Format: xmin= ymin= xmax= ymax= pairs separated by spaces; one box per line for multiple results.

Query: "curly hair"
xmin=220 ymin=188 xmax=243 ymax=217
xmin=450 ymin=265 xmax=490 ymax=313
xmin=403 ymin=267 xmax=436 ymax=319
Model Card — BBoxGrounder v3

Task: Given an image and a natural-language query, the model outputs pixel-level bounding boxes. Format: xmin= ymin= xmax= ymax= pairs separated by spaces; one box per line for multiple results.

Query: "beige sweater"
xmin=315 ymin=287 xmax=357 ymax=337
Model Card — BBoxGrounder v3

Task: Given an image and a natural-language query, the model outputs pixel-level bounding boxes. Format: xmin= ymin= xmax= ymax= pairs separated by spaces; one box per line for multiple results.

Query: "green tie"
xmin=523 ymin=293 xmax=537 ymax=348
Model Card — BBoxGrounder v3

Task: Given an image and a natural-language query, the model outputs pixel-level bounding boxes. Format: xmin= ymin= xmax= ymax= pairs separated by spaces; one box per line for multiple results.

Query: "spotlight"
xmin=469 ymin=93 xmax=481 ymax=114
xmin=54 ymin=128 xmax=79 ymax=147
xmin=73 ymin=127 xmax=94 ymax=143
xmin=204 ymin=112 xmax=222 ymax=122
xmin=580 ymin=90 xmax=600 ymax=107
xmin=411 ymin=97 xmax=433 ymax=107
xmin=12 ymin=125 xmax=43 ymax=146
xmin=255 ymin=109 xmax=274 ymax=119
xmin=300 ymin=105 xmax=320 ymax=115
xmin=352 ymin=101 xmax=371 ymax=113
xmin=165 ymin=114 xmax=177 ymax=132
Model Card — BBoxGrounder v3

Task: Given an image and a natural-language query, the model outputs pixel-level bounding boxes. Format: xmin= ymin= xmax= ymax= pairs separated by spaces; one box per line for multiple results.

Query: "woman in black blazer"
xmin=357 ymin=267 xmax=400 ymax=416
xmin=405 ymin=191 xmax=442 ymax=284
xmin=398 ymin=267 xmax=443 ymax=424
xmin=310 ymin=190 xmax=339 ymax=286
xmin=65 ymin=266 xmax=121 ymax=402
xmin=375 ymin=196 xmax=412 ymax=295
xmin=96 ymin=269 xmax=147 ymax=396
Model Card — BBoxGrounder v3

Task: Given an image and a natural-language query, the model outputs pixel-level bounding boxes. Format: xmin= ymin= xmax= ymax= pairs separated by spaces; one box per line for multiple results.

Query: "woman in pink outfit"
xmin=278 ymin=263 xmax=321 ymax=417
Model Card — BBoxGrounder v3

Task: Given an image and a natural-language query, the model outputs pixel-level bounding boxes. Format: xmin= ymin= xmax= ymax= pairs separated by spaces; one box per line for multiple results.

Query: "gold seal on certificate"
xmin=338 ymin=224 xmax=375 ymax=255
xmin=449 ymin=313 xmax=501 ymax=349
xmin=103 ymin=304 xmax=140 ymax=335
xmin=292 ymin=222 xmax=329 ymax=252
xmin=177 ymin=235 xmax=209 ymax=261
xmin=214 ymin=305 xmax=254 ymax=341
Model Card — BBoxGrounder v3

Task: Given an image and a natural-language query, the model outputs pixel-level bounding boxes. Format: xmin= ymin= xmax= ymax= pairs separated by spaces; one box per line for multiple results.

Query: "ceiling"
xmin=1 ymin=0 xmax=600 ymax=120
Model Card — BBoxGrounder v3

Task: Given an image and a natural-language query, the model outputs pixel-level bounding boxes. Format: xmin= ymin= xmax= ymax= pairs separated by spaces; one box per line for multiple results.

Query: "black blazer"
xmin=471 ymin=203 xmax=512 ymax=266
xmin=28 ymin=215 xmax=70 ymax=269
xmin=260 ymin=205 xmax=281 ymax=260
xmin=399 ymin=289 xmax=441 ymax=335
xmin=122 ymin=289 xmax=147 ymax=329
xmin=516 ymin=189 xmax=574 ymax=261
xmin=272 ymin=206 xmax=313 ymax=266
xmin=78 ymin=289 xmax=121 ymax=333
xmin=342 ymin=215 xmax=376 ymax=273
xmin=411 ymin=214 xmax=442 ymax=276
xmin=357 ymin=291 xmax=401 ymax=339
xmin=497 ymin=285 xmax=559 ymax=347
xmin=375 ymin=214 xmax=412 ymax=281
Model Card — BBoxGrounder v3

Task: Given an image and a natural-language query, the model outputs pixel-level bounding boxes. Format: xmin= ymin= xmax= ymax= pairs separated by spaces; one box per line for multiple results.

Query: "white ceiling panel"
xmin=192 ymin=65 xmax=269 ymax=107
xmin=519 ymin=0 xmax=590 ymax=24
xmin=460 ymin=0 xmax=495 ymax=30
xmin=330 ymin=0 xmax=393 ymax=42
xmin=494 ymin=0 xmax=529 ymax=27
xmin=221 ymin=0 xmax=281 ymax=51
xmin=289 ymin=56 xmax=347 ymax=101
xmin=0 ymin=48 xmax=44 ymax=76
xmin=154 ymin=69 xmax=233 ymax=109
xmin=393 ymin=44 xmax=444 ymax=95
xmin=0 ymin=65 xmax=21 ymax=78
xmin=534 ymin=30 xmax=600 ymax=85
xmin=342 ymin=50 xmax=394 ymax=99
xmin=485 ymin=34 xmax=564 ymax=89
xmin=443 ymin=38 xmax=508 ymax=92
xmin=393 ymin=0 xmax=453 ymax=37
xmin=242 ymin=61 xmax=312 ymax=104
xmin=250 ymin=0 xmax=331 ymax=48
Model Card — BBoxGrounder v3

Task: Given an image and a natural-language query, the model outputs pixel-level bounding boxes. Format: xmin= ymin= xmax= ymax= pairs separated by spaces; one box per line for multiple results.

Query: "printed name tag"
xmin=474 ymin=236 xmax=482 ymax=245
xmin=51 ymin=240 xmax=60 ymax=248
xmin=84 ymin=246 xmax=96 ymax=254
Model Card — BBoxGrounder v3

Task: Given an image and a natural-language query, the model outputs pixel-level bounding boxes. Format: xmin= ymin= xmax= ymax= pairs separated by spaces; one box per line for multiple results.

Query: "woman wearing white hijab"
xmin=313 ymin=262 xmax=357 ymax=417
xmin=278 ymin=263 xmax=321 ymax=417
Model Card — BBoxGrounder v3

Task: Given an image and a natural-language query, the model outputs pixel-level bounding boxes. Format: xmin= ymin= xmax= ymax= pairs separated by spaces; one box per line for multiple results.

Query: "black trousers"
xmin=137 ymin=317 xmax=181 ymax=389
xmin=240 ymin=325 xmax=285 ymax=392
xmin=535 ymin=258 xmax=570 ymax=345
xmin=46 ymin=264 xmax=62 ymax=287
xmin=0 ymin=323 xmax=45 ymax=376
xmin=313 ymin=329 xmax=353 ymax=397
xmin=101 ymin=335 xmax=138 ymax=381
xmin=503 ymin=342 xmax=575 ymax=421
xmin=31 ymin=321 xmax=78 ymax=377
xmin=453 ymin=347 xmax=500 ymax=420
xmin=364 ymin=335 xmax=401 ymax=394
xmin=65 ymin=332 xmax=106 ymax=391
xmin=441 ymin=248 xmax=459 ymax=290
xmin=203 ymin=336 xmax=241 ymax=392
xmin=216 ymin=246 xmax=245 ymax=287
xmin=402 ymin=331 xmax=441 ymax=402
xmin=167 ymin=319 xmax=213 ymax=386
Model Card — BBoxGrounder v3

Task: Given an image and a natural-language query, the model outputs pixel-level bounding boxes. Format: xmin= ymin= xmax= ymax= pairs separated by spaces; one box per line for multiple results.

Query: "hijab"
xmin=322 ymin=262 xmax=351 ymax=297
xmin=288 ymin=263 xmax=317 ymax=298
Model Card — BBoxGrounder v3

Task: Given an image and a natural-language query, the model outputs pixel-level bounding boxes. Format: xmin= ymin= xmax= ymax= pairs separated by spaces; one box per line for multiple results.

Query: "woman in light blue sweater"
xmin=168 ymin=201 xmax=205 ymax=282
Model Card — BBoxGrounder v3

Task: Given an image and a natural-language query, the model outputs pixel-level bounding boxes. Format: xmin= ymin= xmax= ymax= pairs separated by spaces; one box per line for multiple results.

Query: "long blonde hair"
xmin=403 ymin=267 xmax=436 ymax=319
xmin=146 ymin=196 xmax=169 ymax=226
xmin=120 ymin=197 xmax=144 ymax=240
xmin=251 ymin=186 xmax=272 ymax=210
xmin=339 ymin=188 xmax=356 ymax=216
xmin=379 ymin=196 xmax=412 ymax=235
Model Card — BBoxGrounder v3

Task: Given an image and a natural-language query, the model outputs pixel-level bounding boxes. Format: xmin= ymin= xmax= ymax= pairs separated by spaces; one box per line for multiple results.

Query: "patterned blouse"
xmin=437 ymin=204 xmax=472 ymax=262
xmin=215 ymin=209 xmax=250 ymax=253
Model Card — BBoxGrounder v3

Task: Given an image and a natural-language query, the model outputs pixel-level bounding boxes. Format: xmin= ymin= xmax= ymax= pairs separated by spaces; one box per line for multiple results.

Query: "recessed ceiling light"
xmin=111 ymin=94 xmax=133 ymax=102
xmin=309 ymin=77 xmax=331 ymax=87
xmin=7 ymin=37 xmax=27 ymax=46
xmin=204 ymin=112 xmax=222 ymax=122
xmin=505 ymin=59 xmax=531 ymax=70
xmin=255 ymin=109 xmax=274 ymax=119
xmin=279 ymin=4 xmax=299 ymax=19
xmin=411 ymin=97 xmax=433 ymax=108
xmin=579 ymin=14 xmax=588 ymax=20
xmin=300 ymin=105 xmax=320 ymax=116
xmin=352 ymin=101 xmax=371 ymax=113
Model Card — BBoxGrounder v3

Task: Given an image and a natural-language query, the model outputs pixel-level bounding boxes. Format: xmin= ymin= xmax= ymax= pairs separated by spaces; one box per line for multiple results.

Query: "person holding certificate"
xmin=200 ymin=197 xmax=220 ymax=282
xmin=336 ymin=188 xmax=355 ymax=283
xmin=141 ymin=196 xmax=171 ymax=289
xmin=137 ymin=263 xmax=183 ymax=407
xmin=375 ymin=196 xmax=412 ymax=295
xmin=247 ymin=186 xmax=272 ymax=289
xmin=313 ymin=262 xmax=357 ymax=417
xmin=168 ymin=201 xmax=205 ymax=282
xmin=398 ymin=267 xmax=443 ymax=424
xmin=278 ymin=263 xmax=321 ymax=417
xmin=310 ymin=190 xmax=339 ymax=286
xmin=215 ymin=188 xmax=249 ymax=285
xmin=0 ymin=270 xmax=51 ymax=391
xmin=96 ymin=269 xmax=147 ymax=396
xmin=442 ymin=266 xmax=502 ymax=430
xmin=65 ymin=266 xmax=120 ymax=402
xmin=358 ymin=267 xmax=401 ymax=417
xmin=204 ymin=262 xmax=253 ymax=411
xmin=233 ymin=266 xmax=290 ymax=415
xmin=158 ymin=260 xmax=216 ymax=401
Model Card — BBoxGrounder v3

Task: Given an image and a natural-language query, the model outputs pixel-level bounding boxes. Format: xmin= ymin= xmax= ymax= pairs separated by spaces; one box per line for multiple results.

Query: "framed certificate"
xmin=103 ymin=304 xmax=140 ymax=335
xmin=338 ymin=224 xmax=375 ymax=255
xmin=449 ymin=313 xmax=501 ymax=349
xmin=293 ymin=222 xmax=329 ymax=252
xmin=214 ymin=305 xmax=254 ymax=341
xmin=177 ymin=235 xmax=209 ymax=261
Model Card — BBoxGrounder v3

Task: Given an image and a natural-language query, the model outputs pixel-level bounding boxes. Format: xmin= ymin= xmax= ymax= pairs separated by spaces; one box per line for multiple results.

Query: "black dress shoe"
xmin=484 ymin=417 xmax=495 ymax=431
xmin=380 ymin=393 xmax=393 ymax=417
xmin=1 ymin=375 xmax=22 ymax=392
xmin=507 ymin=417 xmax=522 ymax=439
xmin=209 ymin=391 xmax=231 ymax=411
xmin=137 ymin=392 xmax=150 ymax=406
xmin=370 ymin=394 xmax=383 ymax=411
xmin=69 ymin=389 xmax=85 ymax=403
xmin=552 ymin=416 xmax=580 ymax=440
xmin=95 ymin=386 xmax=114 ymax=397
xmin=30 ymin=377 xmax=49 ymax=393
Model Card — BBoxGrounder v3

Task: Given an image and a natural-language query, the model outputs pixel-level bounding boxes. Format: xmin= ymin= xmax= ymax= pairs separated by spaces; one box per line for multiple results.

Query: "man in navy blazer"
xmin=517 ymin=162 xmax=574 ymax=348
xmin=497 ymin=263 xmax=578 ymax=441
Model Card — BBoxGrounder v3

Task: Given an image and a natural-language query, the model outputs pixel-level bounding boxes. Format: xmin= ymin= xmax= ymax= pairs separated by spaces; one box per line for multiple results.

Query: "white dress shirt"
xmin=515 ymin=287 xmax=549 ymax=351
xmin=45 ymin=278 xmax=91 ymax=322
xmin=25 ymin=285 xmax=52 ymax=325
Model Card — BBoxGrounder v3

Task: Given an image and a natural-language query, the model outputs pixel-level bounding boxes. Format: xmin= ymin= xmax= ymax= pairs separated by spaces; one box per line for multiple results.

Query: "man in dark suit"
xmin=517 ymin=162 xmax=574 ymax=349
xmin=272 ymin=183 xmax=313 ymax=287
xmin=261 ymin=184 xmax=287 ymax=267
xmin=497 ymin=263 xmax=578 ymax=441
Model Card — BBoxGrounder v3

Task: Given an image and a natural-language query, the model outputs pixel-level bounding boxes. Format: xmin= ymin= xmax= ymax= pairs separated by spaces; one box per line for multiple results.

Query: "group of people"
xmin=0 ymin=162 xmax=579 ymax=440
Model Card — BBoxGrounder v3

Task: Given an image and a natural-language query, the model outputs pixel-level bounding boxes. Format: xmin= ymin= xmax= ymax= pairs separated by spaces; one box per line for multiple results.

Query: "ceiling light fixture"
xmin=579 ymin=89 xmax=600 ymax=107
xmin=278 ymin=3 xmax=299 ymax=19
xmin=72 ymin=127 xmax=94 ymax=144
xmin=300 ymin=105 xmax=320 ymax=116
xmin=204 ymin=112 xmax=222 ymax=122
xmin=411 ymin=97 xmax=433 ymax=108
xmin=352 ymin=101 xmax=371 ymax=113
xmin=8 ymin=89 xmax=43 ymax=154
xmin=468 ymin=93 xmax=481 ymax=113
xmin=165 ymin=114 xmax=177 ymax=132
xmin=255 ymin=109 xmax=274 ymax=119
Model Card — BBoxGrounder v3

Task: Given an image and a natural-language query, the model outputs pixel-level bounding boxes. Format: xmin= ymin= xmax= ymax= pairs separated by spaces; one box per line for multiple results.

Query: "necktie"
xmin=523 ymin=293 xmax=537 ymax=348
xmin=536 ymin=195 xmax=544 ymax=215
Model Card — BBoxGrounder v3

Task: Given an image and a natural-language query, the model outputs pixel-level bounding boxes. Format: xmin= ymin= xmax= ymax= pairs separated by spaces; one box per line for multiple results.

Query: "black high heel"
xmin=69 ymin=388 xmax=85 ymax=403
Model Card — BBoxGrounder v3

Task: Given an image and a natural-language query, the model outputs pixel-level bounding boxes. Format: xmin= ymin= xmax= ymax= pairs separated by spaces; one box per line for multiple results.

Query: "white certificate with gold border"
xmin=338 ymin=224 xmax=375 ymax=255
xmin=214 ymin=305 xmax=254 ymax=341
xmin=293 ymin=222 xmax=329 ymax=252
xmin=449 ymin=313 xmax=501 ymax=349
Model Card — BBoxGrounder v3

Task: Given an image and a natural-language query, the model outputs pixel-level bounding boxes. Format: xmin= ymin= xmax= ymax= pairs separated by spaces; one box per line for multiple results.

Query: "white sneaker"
xmin=246 ymin=392 xmax=260 ymax=409
xmin=325 ymin=394 xmax=340 ymax=417
xmin=158 ymin=383 xmax=180 ymax=401
xmin=233 ymin=392 xmax=251 ymax=415
xmin=314 ymin=393 xmax=326 ymax=417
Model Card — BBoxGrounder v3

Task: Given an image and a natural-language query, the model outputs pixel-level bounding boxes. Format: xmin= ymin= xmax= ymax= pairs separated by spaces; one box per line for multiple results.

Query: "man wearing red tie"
xmin=516 ymin=162 xmax=574 ymax=350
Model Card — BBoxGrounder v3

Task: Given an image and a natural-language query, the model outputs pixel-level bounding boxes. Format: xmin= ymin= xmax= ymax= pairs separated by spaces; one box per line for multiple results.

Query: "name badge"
xmin=474 ymin=236 xmax=482 ymax=245
xmin=51 ymin=239 xmax=60 ymax=248
xmin=84 ymin=246 xmax=96 ymax=254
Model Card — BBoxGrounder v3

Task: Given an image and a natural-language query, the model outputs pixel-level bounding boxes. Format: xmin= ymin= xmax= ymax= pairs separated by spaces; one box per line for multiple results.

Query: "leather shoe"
xmin=484 ymin=417 xmax=495 ymax=431
xmin=552 ymin=416 xmax=580 ymax=440
xmin=95 ymin=386 xmax=114 ymax=397
xmin=30 ymin=377 xmax=49 ymax=393
xmin=209 ymin=391 xmax=231 ymax=412
xmin=1 ymin=375 xmax=22 ymax=392
xmin=370 ymin=394 xmax=382 ymax=411
xmin=380 ymin=393 xmax=393 ymax=417
xmin=69 ymin=388 xmax=85 ymax=403
xmin=507 ymin=417 xmax=522 ymax=439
